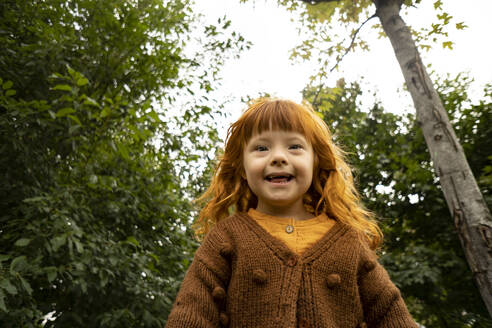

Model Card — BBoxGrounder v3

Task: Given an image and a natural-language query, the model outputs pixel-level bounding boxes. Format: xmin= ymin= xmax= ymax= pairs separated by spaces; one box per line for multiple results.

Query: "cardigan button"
xmin=287 ymin=256 xmax=297 ymax=267
xmin=212 ymin=286 xmax=226 ymax=301
xmin=285 ymin=225 xmax=294 ymax=233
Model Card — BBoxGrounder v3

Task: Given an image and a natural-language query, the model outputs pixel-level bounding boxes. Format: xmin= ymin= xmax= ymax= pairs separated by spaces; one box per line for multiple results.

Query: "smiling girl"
xmin=165 ymin=99 xmax=417 ymax=328
xmin=242 ymin=129 xmax=315 ymax=220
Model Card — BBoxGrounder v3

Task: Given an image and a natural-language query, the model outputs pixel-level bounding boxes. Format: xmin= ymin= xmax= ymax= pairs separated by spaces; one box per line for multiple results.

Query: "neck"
xmin=255 ymin=202 xmax=314 ymax=220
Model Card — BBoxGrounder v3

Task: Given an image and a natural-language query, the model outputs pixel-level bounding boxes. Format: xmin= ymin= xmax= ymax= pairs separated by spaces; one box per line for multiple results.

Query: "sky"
xmin=192 ymin=0 xmax=492 ymax=137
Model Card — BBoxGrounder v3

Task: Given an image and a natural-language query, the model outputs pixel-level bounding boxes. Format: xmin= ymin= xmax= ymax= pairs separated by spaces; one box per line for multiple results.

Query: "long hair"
xmin=194 ymin=98 xmax=382 ymax=249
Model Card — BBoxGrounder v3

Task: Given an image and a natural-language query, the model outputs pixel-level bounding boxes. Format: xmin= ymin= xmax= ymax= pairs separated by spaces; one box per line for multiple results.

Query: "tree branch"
xmin=311 ymin=13 xmax=377 ymax=109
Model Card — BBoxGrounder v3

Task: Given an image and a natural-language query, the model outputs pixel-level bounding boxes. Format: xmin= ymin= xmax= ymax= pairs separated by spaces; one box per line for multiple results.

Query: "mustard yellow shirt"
xmin=247 ymin=208 xmax=336 ymax=255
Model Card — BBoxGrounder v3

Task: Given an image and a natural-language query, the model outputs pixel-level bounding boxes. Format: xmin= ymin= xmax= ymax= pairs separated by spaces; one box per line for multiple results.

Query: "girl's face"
xmin=242 ymin=129 xmax=314 ymax=217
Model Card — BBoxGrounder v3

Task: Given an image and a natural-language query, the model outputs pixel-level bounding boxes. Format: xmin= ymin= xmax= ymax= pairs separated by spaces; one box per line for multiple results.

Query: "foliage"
xmin=303 ymin=76 xmax=492 ymax=327
xmin=0 ymin=69 xmax=195 ymax=327
xmin=243 ymin=0 xmax=468 ymax=90
xmin=436 ymin=75 xmax=492 ymax=207
xmin=1 ymin=0 xmax=184 ymax=102
xmin=0 ymin=0 xmax=248 ymax=326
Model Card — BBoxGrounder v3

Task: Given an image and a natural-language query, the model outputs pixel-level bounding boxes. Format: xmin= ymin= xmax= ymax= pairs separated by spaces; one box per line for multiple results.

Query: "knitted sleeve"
xmin=358 ymin=245 xmax=418 ymax=328
xmin=165 ymin=225 xmax=232 ymax=328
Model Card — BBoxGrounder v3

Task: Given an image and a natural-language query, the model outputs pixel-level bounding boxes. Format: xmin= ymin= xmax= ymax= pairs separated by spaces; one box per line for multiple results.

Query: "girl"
xmin=166 ymin=99 xmax=417 ymax=328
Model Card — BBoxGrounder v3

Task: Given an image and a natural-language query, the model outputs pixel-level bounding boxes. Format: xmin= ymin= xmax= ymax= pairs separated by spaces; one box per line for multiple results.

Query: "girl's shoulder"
xmin=199 ymin=213 xmax=246 ymax=247
xmin=210 ymin=212 xmax=245 ymax=235
xmin=330 ymin=219 xmax=376 ymax=247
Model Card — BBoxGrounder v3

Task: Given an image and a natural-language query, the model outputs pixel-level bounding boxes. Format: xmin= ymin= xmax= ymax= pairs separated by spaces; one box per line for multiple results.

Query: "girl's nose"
xmin=270 ymin=149 xmax=288 ymax=165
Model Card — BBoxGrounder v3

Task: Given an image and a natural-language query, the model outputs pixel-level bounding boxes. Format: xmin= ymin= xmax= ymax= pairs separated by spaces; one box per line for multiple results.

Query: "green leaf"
xmin=48 ymin=72 xmax=64 ymax=80
xmin=73 ymin=238 xmax=84 ymax=253
xmin=69 ymin=125 xmax=81 ymax=136
xmin=126 ymin=236 xmax=140 ymax=247
xmin=149 ymin=253 xmax=160 ymax=265
xmin=19 ymin=276 xmax=33 ymax=295
xmin=83 ymin=96 xmax=100 ymax=107
xmin=77 ymin=77 xmax=89 ymax=86
xmin=66 ymin=64 xmax=76 ymax=79
xmin=68 ymin=114 xmax=82 ymax=125
xmin=148 ymin=110 xmax=161 ymax=123
xmin=0 ymin=290 xmax=6 ymax=312
xmin=5 ymin=89 xmax=16 ymax=96
xmin=23 ymin=196 xmax=46 ymax=203
xmin=2 ymin=80 xmax=13 ymax=90
xmin=51 ymin=235 xmax=66 ymax=252
xmin=437 ymin=12 xmax=452 ymax=25
xmin=455 ymin=22 xmax=467 ymax=30
xmin=442 ymin=41 xmax=453 ymax=49
xmin=100 ymin=270 xmax=109 ymax=287
xmin=100 ymin=107 xmax=111 ymax=118
xmin=52 ymin=84 xmax=72 ymax=92
xmin=419 ymin=44 xmax=431 ymax=52
xmin=80 ymin=280 xmax=87 ymax=293
xmin=117 ymin=143 xmax=130 ymax=160
xmin=56 ymin=107 xmax=75 ymax=117
xmin=0 ymin=279 xmax=17 ymax=295
xmin=0 ymin=255 xmax=11 ymax=262
xmin=10 ymin=256 xmax=27 ymax=274
xmin=46 ymin=267 xmax=57 ymax=283
xmin=14 ymin=238 xmax=31 ymax=247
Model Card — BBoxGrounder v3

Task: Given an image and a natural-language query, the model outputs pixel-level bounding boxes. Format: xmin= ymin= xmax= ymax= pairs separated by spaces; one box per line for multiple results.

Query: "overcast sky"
xmin=192 ymin=0 xmax=491 ymax=134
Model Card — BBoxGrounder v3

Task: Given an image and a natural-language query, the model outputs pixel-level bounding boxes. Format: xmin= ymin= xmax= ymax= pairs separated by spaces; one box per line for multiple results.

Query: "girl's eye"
xmin=255 ymin=145 xmax=268 ymax=151
xmin=289 ymin=144 xmax=303 ymax=150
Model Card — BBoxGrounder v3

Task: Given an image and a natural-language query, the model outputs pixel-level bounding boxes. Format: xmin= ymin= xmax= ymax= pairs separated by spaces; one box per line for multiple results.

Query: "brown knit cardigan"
xmin=165 ymin=212 xmax=418 ymax=328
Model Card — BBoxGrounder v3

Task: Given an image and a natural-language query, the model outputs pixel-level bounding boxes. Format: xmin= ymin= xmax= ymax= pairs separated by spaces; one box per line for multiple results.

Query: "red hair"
xmin=194 ymin=98 xmax=382 ymax=249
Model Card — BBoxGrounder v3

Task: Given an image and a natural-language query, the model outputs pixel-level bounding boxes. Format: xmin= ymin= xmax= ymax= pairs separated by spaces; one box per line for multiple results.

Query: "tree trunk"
xmin=374 ymin=0 xmax=492 ymax=316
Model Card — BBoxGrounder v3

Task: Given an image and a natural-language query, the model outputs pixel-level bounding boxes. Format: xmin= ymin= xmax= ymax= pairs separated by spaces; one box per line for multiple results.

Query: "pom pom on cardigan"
xmin=219 ymin=243 xmax=233 ymax=258
xmin=252 ymin=269 xmax=267 ymax=284
xmin=326 ymin=273 xmax=341 ymax=288
xmin=363 ymin=260 xmax=377 ymax=272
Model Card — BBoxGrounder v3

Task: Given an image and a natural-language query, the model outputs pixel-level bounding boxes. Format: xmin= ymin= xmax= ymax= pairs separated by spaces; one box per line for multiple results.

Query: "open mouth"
xmin=265 ymin=174 xmax=294 ymax=183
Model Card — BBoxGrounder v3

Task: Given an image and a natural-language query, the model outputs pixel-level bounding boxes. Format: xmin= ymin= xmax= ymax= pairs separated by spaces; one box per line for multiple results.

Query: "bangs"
xmin=239 ymin=99 xmax=316 ymax=144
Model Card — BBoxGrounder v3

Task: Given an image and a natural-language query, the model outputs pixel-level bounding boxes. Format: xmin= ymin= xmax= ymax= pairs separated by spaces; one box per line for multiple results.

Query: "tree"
xmin=0 ymin=0 xmax=247 ymax=326
xmin=263 ymin=0 xmax=492 ymax=314
xmin=304 ymin=76 xmax=492 ymax=326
